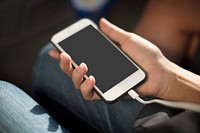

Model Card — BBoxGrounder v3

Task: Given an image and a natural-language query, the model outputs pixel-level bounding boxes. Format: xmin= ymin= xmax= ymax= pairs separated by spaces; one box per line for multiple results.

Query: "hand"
xmin=49 ymin=18 xmax=170 ymax=100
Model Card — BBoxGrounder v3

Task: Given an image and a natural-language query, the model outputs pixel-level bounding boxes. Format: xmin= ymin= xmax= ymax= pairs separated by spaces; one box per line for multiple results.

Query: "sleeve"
xmin=133 ymin=111 xmax=200 ymax=133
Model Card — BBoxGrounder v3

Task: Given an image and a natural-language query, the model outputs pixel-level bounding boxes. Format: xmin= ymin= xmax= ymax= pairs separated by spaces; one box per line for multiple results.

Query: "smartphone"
xmin=51 ymin=18 xmax=146 ymax=103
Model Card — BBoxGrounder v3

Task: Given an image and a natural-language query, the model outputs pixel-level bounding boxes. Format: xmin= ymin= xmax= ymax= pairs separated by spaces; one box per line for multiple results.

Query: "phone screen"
xmin=59 ymin=25 xmax=138 ymax=93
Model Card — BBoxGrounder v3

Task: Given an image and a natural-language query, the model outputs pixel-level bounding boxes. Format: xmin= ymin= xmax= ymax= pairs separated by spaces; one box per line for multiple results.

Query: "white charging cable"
xmin=128 ymin=89 xmax=200 ymax=112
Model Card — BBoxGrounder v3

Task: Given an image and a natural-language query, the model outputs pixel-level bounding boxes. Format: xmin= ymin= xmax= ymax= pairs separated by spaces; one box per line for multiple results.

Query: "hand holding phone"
xmin=51 ymin=18 xmax=146 ymax=103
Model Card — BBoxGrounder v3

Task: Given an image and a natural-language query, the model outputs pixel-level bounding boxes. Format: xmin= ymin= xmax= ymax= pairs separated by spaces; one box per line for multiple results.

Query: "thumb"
xmin=99 ymin=18 xmax=145 ymax=62
xmin=99 ymin=18 xmax=132 ymax=45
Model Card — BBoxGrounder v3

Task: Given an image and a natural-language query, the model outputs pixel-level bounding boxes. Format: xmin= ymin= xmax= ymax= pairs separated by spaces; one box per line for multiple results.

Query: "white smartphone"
xmin=51 ymin=18 xmax=146 ymax=103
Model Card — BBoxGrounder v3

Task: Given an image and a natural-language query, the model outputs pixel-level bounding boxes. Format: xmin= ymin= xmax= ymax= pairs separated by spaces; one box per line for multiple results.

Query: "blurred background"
xmin=0 ymin=0 xmax=146 ymax=94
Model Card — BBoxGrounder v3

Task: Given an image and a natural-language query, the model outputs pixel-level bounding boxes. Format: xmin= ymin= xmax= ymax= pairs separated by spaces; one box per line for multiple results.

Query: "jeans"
xmin=0 ymin=81 xmax=69 ymax=133
xmin=32 ymin=43 xmax=145 ymax=133
xmin=0 ymin=43 xmax=144 ymax=133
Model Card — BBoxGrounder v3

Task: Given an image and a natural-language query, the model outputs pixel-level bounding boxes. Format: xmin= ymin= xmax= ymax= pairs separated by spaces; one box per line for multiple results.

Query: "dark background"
xmin=1 ymin=1 xmax=200 ymax=133
xmin=0 ymin=0 xmax=146 ymax=94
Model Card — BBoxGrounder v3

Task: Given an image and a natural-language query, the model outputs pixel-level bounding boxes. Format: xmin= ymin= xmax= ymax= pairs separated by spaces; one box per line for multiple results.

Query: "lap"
xmin=32 ymin=43 xmax=145 ymax=133
xmin=0 ymin=80 xmax=69 ymax=133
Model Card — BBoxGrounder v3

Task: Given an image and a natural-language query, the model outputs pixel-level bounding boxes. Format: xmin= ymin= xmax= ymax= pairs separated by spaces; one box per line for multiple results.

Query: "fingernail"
xmin=60 ymin=53 xmax=66 ymax=64
xmin=88 ymin=75 xmax=95 ymax=84
xmin=80 ymin=62 xmax=86 ymax=68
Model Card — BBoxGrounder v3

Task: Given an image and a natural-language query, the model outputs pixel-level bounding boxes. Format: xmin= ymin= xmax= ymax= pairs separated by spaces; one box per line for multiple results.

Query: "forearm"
xmin=160 ymin=59 xmax=200 ymax=104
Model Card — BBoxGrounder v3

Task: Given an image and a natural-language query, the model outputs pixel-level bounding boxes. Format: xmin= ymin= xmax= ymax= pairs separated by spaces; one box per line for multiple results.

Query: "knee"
xmin=33 ymin=42 xmax=55 ymax=67
xmin=0 ymin=80 xmax=17 ymax=91
xmin=32 ymin=42 xmax=56 ymax=76
xmin=0 ymin=80 xmax=20 ymax=101
xmin=32 ymin=43 xmax=61 ymax=96
xmin=38 ymin=42 xmax=55 ymax=57
xmin=32 ymin=42 xmax=56 ymax=87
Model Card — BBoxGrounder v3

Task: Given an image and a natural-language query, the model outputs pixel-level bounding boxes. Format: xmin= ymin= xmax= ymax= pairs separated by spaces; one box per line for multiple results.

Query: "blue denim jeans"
xmin=32 ymin=43 xmax=145 ymax=133
xmin=0 ymin=80 xmax=69 ymax=133
xmin=0 ymin=43 xmax=144 ymax=133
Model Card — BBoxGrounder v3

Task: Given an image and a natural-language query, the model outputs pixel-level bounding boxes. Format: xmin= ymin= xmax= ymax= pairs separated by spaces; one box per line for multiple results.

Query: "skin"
xmin=49 ymin=18 xmax=200 ymax=104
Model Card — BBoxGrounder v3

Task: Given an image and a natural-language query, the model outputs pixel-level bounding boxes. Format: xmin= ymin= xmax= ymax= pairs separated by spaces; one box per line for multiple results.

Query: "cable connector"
xmin=128 ymin=89 xmax=139 ymax=99
xmin=128 ymin=89 xmax=200 ymax=112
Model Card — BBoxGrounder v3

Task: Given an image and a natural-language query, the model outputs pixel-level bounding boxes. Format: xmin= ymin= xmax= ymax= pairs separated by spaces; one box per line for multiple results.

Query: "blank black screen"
xmin=59 ymin=25 xmax=138 ymax=93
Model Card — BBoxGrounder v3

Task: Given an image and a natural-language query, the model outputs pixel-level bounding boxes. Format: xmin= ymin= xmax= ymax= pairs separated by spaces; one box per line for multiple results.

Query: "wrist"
xmin=156 ymin=57 xmax=174 ymax=99
xmin=158 ymin=59 xmax=200 ymax=104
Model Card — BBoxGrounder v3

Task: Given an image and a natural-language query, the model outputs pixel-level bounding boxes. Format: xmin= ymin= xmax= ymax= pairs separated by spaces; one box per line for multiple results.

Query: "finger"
xmin=48 ymin=49 xmax=60 ymax=60
xmin=99 ymin=18 xmax=151 ymax=63
xmin=80 ymin=75 xmax=97 ymax=100
xmin=99 ymin=18 xmax=132 ymax=45
xmin=72 ymin=62 xmax=88 ymax=89
xmin=60 ymin=53 xmax=73 ymax=76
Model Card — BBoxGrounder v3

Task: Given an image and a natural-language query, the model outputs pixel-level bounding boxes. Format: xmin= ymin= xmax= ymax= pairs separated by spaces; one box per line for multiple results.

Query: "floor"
xmin=0 ymin=0 xmax=146 ymax=94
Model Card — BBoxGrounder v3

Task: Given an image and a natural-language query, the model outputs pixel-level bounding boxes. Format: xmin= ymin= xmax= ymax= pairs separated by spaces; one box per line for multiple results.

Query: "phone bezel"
xmin=51 ymin=18 xmax=146 ymax=103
